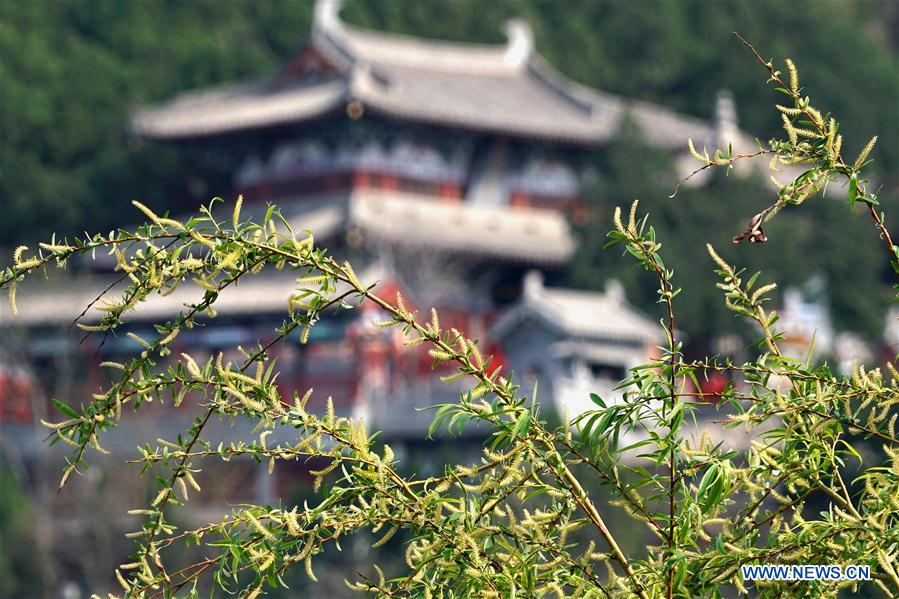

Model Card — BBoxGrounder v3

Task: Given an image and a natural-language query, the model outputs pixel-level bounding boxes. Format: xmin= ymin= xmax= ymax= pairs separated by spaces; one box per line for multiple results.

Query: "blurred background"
xmin=0 ymin=0 xmax=896 ymax=597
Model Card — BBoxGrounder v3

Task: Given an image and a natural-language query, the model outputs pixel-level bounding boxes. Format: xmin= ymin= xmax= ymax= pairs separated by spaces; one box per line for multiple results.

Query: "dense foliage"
xmin=3 ymin=50 xmax=898 ymax=598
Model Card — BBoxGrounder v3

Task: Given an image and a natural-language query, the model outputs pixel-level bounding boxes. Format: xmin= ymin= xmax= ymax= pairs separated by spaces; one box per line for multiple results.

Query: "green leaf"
xmin=746 ymin=271 xmax=761 ymax=291
xmin=697 ymin=463 xmax=721 ymax=512
xmin=513 ymin=411 xmax=531 ymax=439
xmin=581 ymin=413 xmax=601 ymax=443
xmin=53 ymin=399 xmax=80 ymax=419
xmin=596 ymin=410 xmax=615 ymax=438
xmin=669 ymin=401 xmax=685 ymax=432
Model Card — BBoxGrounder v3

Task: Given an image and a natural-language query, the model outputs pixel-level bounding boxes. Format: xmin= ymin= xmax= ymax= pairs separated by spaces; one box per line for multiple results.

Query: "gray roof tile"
xmin=131 ymin=5 xmax=724 ymax=148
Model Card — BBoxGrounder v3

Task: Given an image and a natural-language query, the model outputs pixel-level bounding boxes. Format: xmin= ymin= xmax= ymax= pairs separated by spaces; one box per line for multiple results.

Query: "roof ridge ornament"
xmin=314 ymin=0 xmax=344 ymax=35
xmin=713 ymin=89 xmax=739 ymax=149
xmin=605 ymin=279 xmax=625 ymax=304
xmin=524 ymin=269 xmax=544 ymax=299
xmin=503 ymin=18 xmax=534 ymax=68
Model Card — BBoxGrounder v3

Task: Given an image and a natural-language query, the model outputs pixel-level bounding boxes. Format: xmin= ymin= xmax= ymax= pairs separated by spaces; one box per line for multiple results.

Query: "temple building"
xmin=2 ymin=0 xmax=777 ymax=455
xmin=491 ymin=272 xmax=661 ymax=420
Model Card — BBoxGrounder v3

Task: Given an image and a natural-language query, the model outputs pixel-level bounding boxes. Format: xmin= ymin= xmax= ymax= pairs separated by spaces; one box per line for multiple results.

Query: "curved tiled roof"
xmin=132 ymin=79 xmax=347 ymax=139
xmin=524 ymin=286 xmax=662 ymax=342
xmin=314 ymin=19 xmax=514 ymax=74
xmin=348 ymin=190 xmax=574 ymax=264
xmin=346 ymin=61 xmax=609 ymax=143
xmin=491 ymin=273 xmax=663 ymax=345
xmin=275 ymin=190 xmax=575 ymax=265
xmin=130 ymin=0 xmax=719 ymax=147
